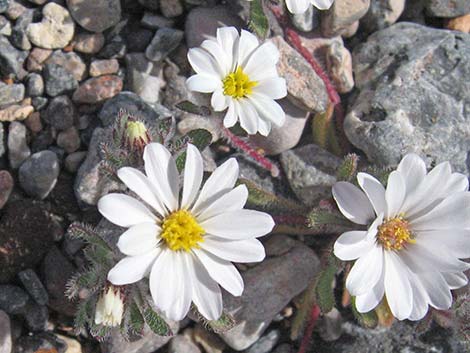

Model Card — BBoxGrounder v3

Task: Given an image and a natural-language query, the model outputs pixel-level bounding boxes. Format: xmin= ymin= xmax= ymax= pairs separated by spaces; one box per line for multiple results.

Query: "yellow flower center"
xmin=126 ymin=120 xmax=149 ymax=143
xmin=160 ymin=210 xmax=205 ymax=252
xmin=223 ymin=66 xmax=258 ymax=99
xmin=377 ymin=216 xmax=415 ymax=251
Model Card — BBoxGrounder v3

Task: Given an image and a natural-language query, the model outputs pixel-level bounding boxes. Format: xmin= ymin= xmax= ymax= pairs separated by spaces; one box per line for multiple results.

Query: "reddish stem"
xmin=298 ymin=304 xmax=321 ymax=353
xmin=273 ymin=214 xmax=307 ymax=226
xmin=221 ymin=127 xmax=280 ymax=177
xmin=269 ymin=5 xmax=341 ymax=106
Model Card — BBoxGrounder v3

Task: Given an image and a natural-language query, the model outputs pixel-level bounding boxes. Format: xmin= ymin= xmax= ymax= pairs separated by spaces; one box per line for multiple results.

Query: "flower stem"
xmin=298 ymin=304 xmax=321 ymax=353
xmin=221 ymin=127 xmax=280 ymax=177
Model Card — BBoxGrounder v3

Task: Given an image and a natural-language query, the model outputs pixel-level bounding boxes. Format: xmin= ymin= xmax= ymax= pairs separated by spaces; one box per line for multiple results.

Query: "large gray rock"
xmin=361 ymin=0 xmax=406 ymax=33
xmin=0 ymin=83 xmax=24 ymax=109
xmin=0 ymin=311 xmax=11 ymax=353
xmin=19 ymin=150 xmax=60 ymax=199
xmin=345 ymin=22 xmax=470 ymax=173
xmin=0 ymin=35 xmax=26 ymax=78
xmin=219 ymin=236 xmax=320 ymax=350
xmin=7 ymin=121 xmax=30 ymax=169
xmin=280 ymin=144 xmax=342 ymax=206
xmin=66 ymin=0 xmax=121 ymax=33
xmin=425 ymin=0 xmax=470 ymax=18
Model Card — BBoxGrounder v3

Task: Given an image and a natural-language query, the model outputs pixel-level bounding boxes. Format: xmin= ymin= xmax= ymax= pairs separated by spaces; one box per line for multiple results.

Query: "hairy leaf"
xmin=249 ymin=0 xmax=269 ymax=38
xmin=315 ymin=258 xmax=338 ymax=313
xmin=175 ymin=100 xmax=211 ymax=116
xmin=143 ymin=308 xmax=172 ymax=336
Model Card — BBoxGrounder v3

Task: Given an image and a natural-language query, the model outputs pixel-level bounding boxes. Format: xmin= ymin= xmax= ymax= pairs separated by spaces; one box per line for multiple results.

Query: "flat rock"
xmin=0 ymin=103 xmax=33 ymax=122
xmin=45 ymin=50 xmax=87 ymax=81
xmin=425 ymin=0 xmax=470 ymax=18
xmin=18 ymin=269 xmax=49 ymax=305
xmin=145 ymin=27 xmax=184 ymax=62
xmin=7 ymin=121 xmax=30 ymax=169
xmin=72 ymin=75 xmax=123 ymax=104
xmin=43 ymin=63 xmax=78 ymax=97
xmin=19 ymin=150 xmax=60 ymax=199
xmin=0 ymin=83 xmax=24 ymax=109
xmin=219 ymin=236 xmax=320 ymax=350
xmin=270 ymin=36 xmax=328 ymax=113
xmin=345 ymin=22 xmax=470 ymax=173
xmin=0 ymin=200 xmax=56 ymax=283
xmin=26 ymin=2 xmax=74 ymax=49
xmin=0 ymin=35 xmax=25 ymax=77
xmin=67 ymin=0 xmax=121 ymax=33
xmin=89 ymin=59 xmax=119 ymax=77
xmin=321 ymin=0 xmax=370 ymax=37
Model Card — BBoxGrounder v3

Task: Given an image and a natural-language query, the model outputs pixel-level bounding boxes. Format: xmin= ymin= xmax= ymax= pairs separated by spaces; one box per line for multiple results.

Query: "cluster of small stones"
xmin=0 ymin=0 xmax=469 ymax=353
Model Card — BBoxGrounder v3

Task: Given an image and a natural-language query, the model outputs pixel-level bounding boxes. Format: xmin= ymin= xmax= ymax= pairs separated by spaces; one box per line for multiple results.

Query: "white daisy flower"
xmin=186 ymin=27 xmax=287 ymax=136
xmin=94 ymin=286 xmax=124 ymax=327
xmin=333 ymin=154 xmax=470 ymax=321
xmin=246 ymin=0 xmax=334 ymax=14
xmin=98 ymin=143 xmax=273 ymax=321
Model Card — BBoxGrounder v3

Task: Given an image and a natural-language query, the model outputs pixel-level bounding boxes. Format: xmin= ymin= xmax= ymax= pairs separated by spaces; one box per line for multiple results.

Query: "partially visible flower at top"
xmin=186 ymin=27 xmax=287 ymax=136
xmin=246 ymin=0 xmax=334 ymax=14
xmin=94 ymin=286 xmax=124 ymax=327
xmin=98 ymin=143 xmax=274 ymax=321
xmin=333 ymin=154 xmax=470 ymax=321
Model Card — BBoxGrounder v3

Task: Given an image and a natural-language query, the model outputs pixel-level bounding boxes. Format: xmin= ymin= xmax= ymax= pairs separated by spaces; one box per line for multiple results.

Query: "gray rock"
xmin=45 ymin=50 xmax=87 ymax=82
xmin=160 ymin=0 xmax=183 ymax=18
xmin=98 ymin=91 xmax=162 ymax=126
xmin=10 ymin=8 xmax=33 ymax=50
xmin=32 ymin=97 xmax=48 ymax=111
xmin=0 ymin=0 xmax=9 ymax=13
xmin=42 ymin=246 xmax=76 ymax=316
xmin=244 ymin=329 xmax=280 ymax=353
xmin=0 ymin=15 xmax=11 ymax=36
xmin=74 ymin=127 xmax=121 ymax=206
xmin=361 ymin=0 xmax=406 ymax=33
xmin=125 ymin=53 xmax=164 ymax=103
xmin=66 ymin=0 xmax=121 ymax=33
xmin=249 ymin=99 xmax=309 ymax=155
xmin=98 ymin=35 xmax=126 ymax=59
xmin=0 ymin=200 xmax=56 ymax=283
xmin=272 ymin=344 xmax=294 ymax=353
xmin=168 ymin=335 xmax=201 ymax=353
xmin=43 ymin=63 xmax=78 ymax=97
xmin=19 ymin=150 xmax=60 ymax=199
xmin=15 ymin=332 xmax=67 ymax=353
xmin=138 ymin=0 xmax=159 ymax=11
xmin=185 ymin=6 xmax=244 ymax=48
xmin=141 ymin=12 xmax=174 ymax=30
xmin=7 ymin=121 xmax=30 ymax=169
xmin=0 ymin=83 xmax=24 ymax=108
xmin=345 ymin=22 xmax=470 ymax=173
xmin=0 ymin=311 xmax=12 ymax=353
xmin=43 ymin=95 xmax=76 ymax=130
xmin=64 ymin=151 xmax=86 ymax=173
xmin=0 ymin=35 xmax=25 ymax=78
xmin=0 ymin=123 xmax=3 ymax=158
xmin=280 ymin=144 xmax=341 ymax=206
xmin=292 ymin=6 xmax=319 ymax=32
xmin=425 ymin=0 xmax=470 ymax=18
xmin=18 ymin=269 xmax=49 ymax=306
xmin=57 ymin=127 xmax=80 ymax=153
xmin=321 ymin=0 xmax=371 ymax=37
xmin=0 ymin=285 xmax=29 ymax=314
xmin=72 ymin=32 xmax=105 ymax=54
xmin=23 ymin=302 xmax=48 ymax=332
xmin=219 ymin=236 xmax=320 ymax=350
xmin=25 ymin=73 xmax=44 ymax=97
xmin=0 ymin=170 xmax=13 ymax=209
xmin=145 ymin=27 xmax=183 ymax=62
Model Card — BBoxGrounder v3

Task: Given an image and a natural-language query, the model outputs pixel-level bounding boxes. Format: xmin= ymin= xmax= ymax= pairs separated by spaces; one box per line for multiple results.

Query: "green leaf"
xmin=74 ymin=299 xmax=93 ymax=333
xmin=249 ymin=0 xmax=269 ymax=38
xmin=351 ymin=297 xmax=378 ymax=329
xmin=175 ymin=100 xmax=211 ymax=116
xmin=175 ymin=129 xmax=213 ymax=172
xmin=129 ymin=302 xmax=145 ymax=335
xmin=143 ymin=308 xmax=172 ymax=336
xmin=315 ymin=258 xmax=338 ymax=313
xmin=67 ymin=222 xmax=113 ymax=252
xmin=307 ymin=208 xmax=352 ymax=229
xmin=290 ymin=281 xmax=317 ymax=340
xmin=336 ymin=154 xmax=359 ymax=182
xmin=207 ymin=311 xmax=236 ymax=333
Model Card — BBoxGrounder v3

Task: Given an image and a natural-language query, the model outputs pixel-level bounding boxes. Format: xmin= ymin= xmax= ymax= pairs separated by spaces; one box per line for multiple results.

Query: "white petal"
xmin=192 ymin=158 xmax=239 ymax=215
xmin=237 ymin=29 xmax=259 ymax=66
xmin=117 ymin=167 xmax=166 ymax=217
xmin=149 ymin=250 xmax=192 ymax=321
xmin=355 ymin=271 xmax=385 ymax=313
xmin=418 ymin=272 xmax=452 ymax=310
xmin=143 ymin=143 xmax=180 ymax=212
xmin=243 ymin=42 xmax=280 ymax=78
xmin=238 ymin=99 xmax=259 ymax=135
xmin=385 ymin=171 xmax=406 ymax=218
xmin=332 ymin=182 xmax=375 ymax=225
xmin=187 ymin=74 xmax=221 ymax=93
xmin=286 ymin=0 xmax=310 ymax=14
xmin=410 ymin=192 xmax=470 ymax=230
xmin=357 ymin=172 xmax=387 ymax=216
xmin=442 ymin=272 xmax=468 ymax=290
xmin=249 ymin=93 xmax=286 ymax=127
xmin=187 ymin=47 xmax=222 ymax=77
xmin=197 ymin=184 xmax=248 ymax=222
xmin=188 ymin=254 xmax=223 ymax=320
xmin=311 ymin=0 xmax=334 ymax=10
xmin=397 ymin=153 xmax=426 ymax=195
xmin=181 ymin=144 xmax=204 ymax=209
xmin=216 ymin=27 xmax=238 ymax=72
xmin=418 ymin=229 xmax=470 ymax=260
xmin=98 ymin=194 xmax=156 ymax=228
xmin=257 ymin=118 xmax=272 ymax=137
xmin=223 ymin=100 xmax=238 ymax=128
xmin=252 ymin=78 xmax=287 ymax=100
xmin=201 ymin=38 xmax=231 ymax=76
xmin=107 ymin=248 xmax=160 ymax=285
xmin=200 ymin=236 xmax=265 ymax=263
xmin=407 ymin=272 xmax=430 ymax=321
xmin=117 ymin=223 xmax=160 ymax=256
xmin=333 ymin=231 xmax=373 ymax=261
xmin=193 ymin=248 xmax=244 ymax=296
xmin=383 ymin=252 xmax=413 ymax=320
xmin=200 ymin=209 xmax=275 ymax=240
xmin=346 ymin=243 xmax=384 ymax=296
xmin=211 ymin=88 xmax=229 ymax=111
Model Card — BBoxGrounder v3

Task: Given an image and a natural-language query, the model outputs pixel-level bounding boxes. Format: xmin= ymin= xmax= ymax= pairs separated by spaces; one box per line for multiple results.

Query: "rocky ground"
xmin=0 ymin=0 xmax=469 ymax=352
